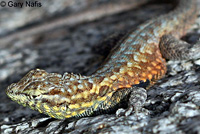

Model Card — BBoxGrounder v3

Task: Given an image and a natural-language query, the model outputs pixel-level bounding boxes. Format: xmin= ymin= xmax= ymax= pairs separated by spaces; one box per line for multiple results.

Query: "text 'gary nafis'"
xmin=7 ymin=1 xmax=42 ymax=8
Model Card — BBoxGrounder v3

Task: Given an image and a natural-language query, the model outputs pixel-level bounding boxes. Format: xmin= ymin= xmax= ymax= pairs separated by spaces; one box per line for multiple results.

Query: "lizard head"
xmin=6 ymin=69 xmax=69 ymax=111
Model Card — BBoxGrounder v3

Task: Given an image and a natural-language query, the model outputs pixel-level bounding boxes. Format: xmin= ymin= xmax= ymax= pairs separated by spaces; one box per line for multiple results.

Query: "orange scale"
xmin=125 ymin=84 xmax=132 ymax=88
xmin=155 ymin=65 xmax=161 ymax=70
xmin=141 ymin=73 xmax=146 ymax=77
xmin=140 ymin=78 xmax=147 ymax=82
xmin=147 ymin=74 xmax=153 ymax=80
xmin=151 ymin=70 xmax=158 ymax=75
xmin=147 ymin=67 xmax=152 ymax=71
xmin=134 ymin=80 xmax=140 ymax=84
xmin=118 ymin=77 xmax=124 ymax=82
xmin=151 ymin=61 xmax=157 ymax=66
xmin=156 ymin=58 xmax=162 ymax=63
xmin=118 ymin=85 xmax=124 ymax=88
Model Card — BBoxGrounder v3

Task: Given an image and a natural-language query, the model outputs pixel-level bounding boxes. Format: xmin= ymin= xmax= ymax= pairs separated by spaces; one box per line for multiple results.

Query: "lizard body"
xmin=6 ymin=0 xmax=198 ymax=119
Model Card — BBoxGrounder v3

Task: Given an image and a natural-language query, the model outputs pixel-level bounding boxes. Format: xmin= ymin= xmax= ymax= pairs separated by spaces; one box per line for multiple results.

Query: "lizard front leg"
xmin=116 ymin=86 xmax=147 ymax=117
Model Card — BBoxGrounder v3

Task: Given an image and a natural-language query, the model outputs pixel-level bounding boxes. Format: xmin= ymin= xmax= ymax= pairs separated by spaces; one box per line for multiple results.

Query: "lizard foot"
xmin=116 ymin=87 xmax=148 ymax=117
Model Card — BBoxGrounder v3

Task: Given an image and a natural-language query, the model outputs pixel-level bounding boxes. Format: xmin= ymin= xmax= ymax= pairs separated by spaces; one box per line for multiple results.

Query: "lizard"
xmin=6 ymin=0 xmax=200 ymax=119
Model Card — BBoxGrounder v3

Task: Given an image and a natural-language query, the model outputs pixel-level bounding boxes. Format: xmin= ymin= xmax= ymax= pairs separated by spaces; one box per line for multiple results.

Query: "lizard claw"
xmin=116 ymin=105 xmax=149 ymax=117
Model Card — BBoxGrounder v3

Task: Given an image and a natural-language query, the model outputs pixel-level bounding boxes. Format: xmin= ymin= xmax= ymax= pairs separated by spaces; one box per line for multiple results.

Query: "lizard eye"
xmin=32 ymin=95 xmax=37 ymax=99
xmin=28 ymin=94 xmax=38 ymax=100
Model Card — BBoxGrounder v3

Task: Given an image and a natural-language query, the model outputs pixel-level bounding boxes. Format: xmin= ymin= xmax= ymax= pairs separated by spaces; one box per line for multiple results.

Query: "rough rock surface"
xmin=1 ymin=0 xmax=200 ymax=133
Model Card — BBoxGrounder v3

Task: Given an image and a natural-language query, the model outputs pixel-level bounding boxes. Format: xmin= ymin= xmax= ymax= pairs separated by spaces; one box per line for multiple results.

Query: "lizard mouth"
xmin=6 ymin=82 xmax=30 ymax=107
xmin=6 ymin=69 xmax=50 ymax=105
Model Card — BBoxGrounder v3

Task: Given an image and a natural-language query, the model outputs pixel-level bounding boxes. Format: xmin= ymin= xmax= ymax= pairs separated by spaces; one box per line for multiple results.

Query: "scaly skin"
xmin=6 ymin=0 xmax=198 ymax=119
